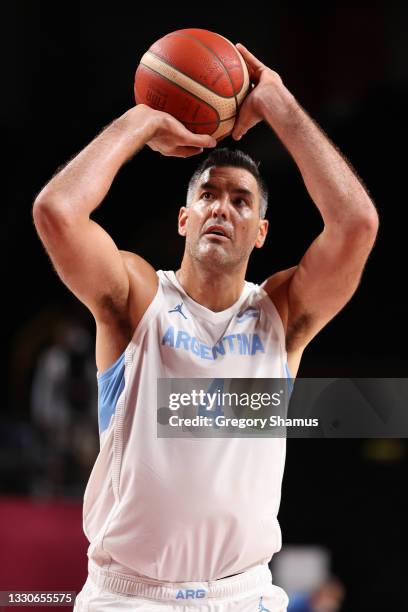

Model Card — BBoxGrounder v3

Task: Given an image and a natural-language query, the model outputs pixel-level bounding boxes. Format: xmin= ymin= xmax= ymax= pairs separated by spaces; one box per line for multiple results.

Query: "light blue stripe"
xmin=97 ymin=351 xmax=126 ymax=434
xmin=285 ymin=362 xmax=294 ymax=396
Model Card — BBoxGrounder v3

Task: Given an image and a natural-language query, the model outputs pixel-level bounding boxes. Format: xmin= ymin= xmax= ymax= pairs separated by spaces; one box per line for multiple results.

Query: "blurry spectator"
xmin=272 ymin=545 xmax=345 ymax=612
xmin=289 ymin=577 xmax=345 ymax=611
xmin=30 ymin=319 xmax=98 ymax=497
xmin=0 ymin=421 xmax=39 ymax=494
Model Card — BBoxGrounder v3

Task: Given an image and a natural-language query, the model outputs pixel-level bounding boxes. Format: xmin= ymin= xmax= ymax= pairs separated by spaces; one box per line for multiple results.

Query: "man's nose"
xmin=211 ymin=196 xmax=229 ymax=218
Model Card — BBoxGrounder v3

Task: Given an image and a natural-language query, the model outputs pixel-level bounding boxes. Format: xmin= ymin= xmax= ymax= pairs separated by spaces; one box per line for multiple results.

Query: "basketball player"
xmin=33 ymin=43 xmax=378 ymax=611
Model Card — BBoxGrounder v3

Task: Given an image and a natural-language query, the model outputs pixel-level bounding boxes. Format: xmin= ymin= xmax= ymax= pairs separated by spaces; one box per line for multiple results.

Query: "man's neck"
xmin=176 ymin=259 xmax=247 ymax=312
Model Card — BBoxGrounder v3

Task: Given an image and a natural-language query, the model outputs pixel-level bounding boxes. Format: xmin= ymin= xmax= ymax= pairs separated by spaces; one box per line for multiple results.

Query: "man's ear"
xmin=255 ymin=219 xmax=269 ymax=248
xmin=178 ymin=206 xmax=188 ymax=237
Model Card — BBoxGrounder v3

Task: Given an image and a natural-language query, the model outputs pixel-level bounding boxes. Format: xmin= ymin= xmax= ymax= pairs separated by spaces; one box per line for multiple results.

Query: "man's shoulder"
xmin=260 ymin=266 xmax=298 ymax=294
xmin=117 ymin=250 xmax=159 ymax=325
xmin=259 ymin=266 xmax=298 ymax=335
xmin=119 ymin=250 xmax=158 ymax=278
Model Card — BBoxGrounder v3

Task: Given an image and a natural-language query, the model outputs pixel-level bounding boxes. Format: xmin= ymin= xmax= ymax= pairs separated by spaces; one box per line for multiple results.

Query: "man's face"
xmin=178 ymin=166 xmax=268 ymax=271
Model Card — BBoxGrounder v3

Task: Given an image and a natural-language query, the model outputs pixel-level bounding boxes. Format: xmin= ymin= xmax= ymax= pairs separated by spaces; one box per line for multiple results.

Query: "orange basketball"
xmin=134 ymin=29 xmax=250 ymax=141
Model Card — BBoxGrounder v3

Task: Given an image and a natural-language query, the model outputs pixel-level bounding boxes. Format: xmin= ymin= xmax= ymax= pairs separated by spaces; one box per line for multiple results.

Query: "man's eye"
xmin=234 ymin=198 xmax=246 ymax=206
xmin=202 ymin=192 xmax=213 ymax=200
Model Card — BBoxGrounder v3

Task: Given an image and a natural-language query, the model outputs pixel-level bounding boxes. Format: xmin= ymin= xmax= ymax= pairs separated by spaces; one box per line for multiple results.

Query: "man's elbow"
xmin=363 ymin=197 xmax=379 ymax=230
xmin=32 ymin=197 xmax=75 ymax=239
xmin=347 ymin=197 xmax=379 ymax=242
xmin=344 ymin=205 xmax=379 ymax=254
xmin=360 ymin=206 xmax=379 ymax=238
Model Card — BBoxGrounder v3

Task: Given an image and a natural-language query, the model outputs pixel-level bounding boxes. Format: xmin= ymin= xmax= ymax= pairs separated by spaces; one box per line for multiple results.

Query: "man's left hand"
xmin=232 ymin=43 xmax=283 ymax=141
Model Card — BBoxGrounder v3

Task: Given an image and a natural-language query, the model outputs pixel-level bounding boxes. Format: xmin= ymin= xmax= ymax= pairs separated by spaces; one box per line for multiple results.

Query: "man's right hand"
xmin=137 ymin=104 xmax=217 ymax=157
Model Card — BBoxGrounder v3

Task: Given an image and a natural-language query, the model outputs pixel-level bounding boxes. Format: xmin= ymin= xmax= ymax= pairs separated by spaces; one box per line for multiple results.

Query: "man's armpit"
xmin=285 ymin=312 xmax=314 ymax=352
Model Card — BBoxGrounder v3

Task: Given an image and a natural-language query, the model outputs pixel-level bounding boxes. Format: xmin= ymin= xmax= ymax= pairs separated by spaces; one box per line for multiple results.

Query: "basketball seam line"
xmin=173 ymin=32 xmax=239 ymax=117
xmin=185 ymin=116 xmax=236 ymax=125
xmin=144 ymin=50 xmax=241 ymax=101
xmin=138 ymin=63 xmax=221 ymax=127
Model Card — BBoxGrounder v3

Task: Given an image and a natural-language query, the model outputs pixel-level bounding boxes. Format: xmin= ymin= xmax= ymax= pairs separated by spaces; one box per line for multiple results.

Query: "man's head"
xmin=178 ymin=148 xmax=269 ymax=273
xmin=186 ymin=148 xmax=269 ymax=219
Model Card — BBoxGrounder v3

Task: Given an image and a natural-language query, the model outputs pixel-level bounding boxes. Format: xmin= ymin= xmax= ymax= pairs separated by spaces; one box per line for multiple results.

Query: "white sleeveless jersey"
xmin=83 ymin=270 xmax=291 ymax=582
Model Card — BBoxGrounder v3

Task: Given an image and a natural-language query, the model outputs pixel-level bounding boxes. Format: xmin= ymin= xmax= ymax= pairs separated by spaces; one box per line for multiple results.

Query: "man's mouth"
xmin=203 ymin=225 xmax=231 ymax=240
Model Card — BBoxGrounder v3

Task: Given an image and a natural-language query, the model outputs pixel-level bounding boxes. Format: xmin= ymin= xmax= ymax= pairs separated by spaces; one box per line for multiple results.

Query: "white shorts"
xmin=74 ymin=561 xmax=289 ymax=611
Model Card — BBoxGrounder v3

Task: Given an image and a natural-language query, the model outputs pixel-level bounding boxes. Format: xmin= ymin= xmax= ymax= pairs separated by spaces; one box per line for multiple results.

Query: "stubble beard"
xmin=185 ymin=235 xmax=252 ymax=273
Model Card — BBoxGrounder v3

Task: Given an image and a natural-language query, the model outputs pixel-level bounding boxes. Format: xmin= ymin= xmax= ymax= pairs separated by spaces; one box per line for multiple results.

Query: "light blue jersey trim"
xmin=285 ymin=362 xmax=294 ymax=396
xmin=97 ymin=351 xmax=126 ymax=434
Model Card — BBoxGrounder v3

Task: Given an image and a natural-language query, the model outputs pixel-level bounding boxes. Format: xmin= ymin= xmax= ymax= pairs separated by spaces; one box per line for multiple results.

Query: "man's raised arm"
xmin=33 ymin=104 xmax=217 ymax=328
xmin=232 ymin=43 xmax=379 ymax=357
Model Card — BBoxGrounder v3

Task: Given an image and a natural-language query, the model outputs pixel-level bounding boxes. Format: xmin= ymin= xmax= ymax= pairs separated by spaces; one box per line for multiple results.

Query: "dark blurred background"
xmin=1 ymin=2 xmax=407 ymax=610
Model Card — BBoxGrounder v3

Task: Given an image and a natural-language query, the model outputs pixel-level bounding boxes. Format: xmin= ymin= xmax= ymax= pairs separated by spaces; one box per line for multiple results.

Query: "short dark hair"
xmin=186 ymin=148 xmax=268 ymax=218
